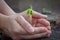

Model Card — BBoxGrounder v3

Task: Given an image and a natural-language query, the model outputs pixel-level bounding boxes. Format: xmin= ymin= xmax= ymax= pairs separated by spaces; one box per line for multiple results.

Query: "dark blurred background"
xmin=5 ymin=0 xmax=60 ymax=13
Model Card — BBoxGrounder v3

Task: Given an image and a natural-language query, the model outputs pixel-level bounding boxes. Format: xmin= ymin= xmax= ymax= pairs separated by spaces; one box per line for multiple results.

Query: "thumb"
xmin=16 ymin=15 xmax=34 ymax=34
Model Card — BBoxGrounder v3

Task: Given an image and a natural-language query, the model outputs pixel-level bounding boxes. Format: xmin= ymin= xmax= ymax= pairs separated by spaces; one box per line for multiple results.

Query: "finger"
xmin=19 ymin=32 xmax=49 ymax=39
xmin=10 ymin=19 xmax=28 ymax=35
xmin=9 ymin=20 xmax=23 ymax=40
xmin=32 ymin=11 xmax=47 ymax=19
xmin=35 ymin=23 xmax=51 ymax=30
xmin=46 ymin=26 xmax=51 ymax=30
xmin=19 ymin=10 xmax=47 ymax=19
xmin=34 ymin=27 xmax=48 ymax=34
xmin=35 ymin=23 xmax=44 ymax=27
xmin=16 ymin=15 xmax=34 ymax=34
xmin=10 ymin=20 xmax=30 ymax=40
xmin=37 ymin=19 xmax=50 ymax=26
xmin=37 ymin=19 xmax=51 ymax=30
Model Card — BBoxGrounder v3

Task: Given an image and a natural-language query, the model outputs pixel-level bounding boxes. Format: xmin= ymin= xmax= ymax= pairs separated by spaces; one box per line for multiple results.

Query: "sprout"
xmin=26 ymin=5 xmax=34 ymax=16
xmin=26 ymin=5 xmax=34 ymax=24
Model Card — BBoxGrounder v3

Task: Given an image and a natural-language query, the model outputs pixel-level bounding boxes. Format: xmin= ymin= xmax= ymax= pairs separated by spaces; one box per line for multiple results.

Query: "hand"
xmin=0 ymin=13 xmax=51 ymax=40
xmin=20 ymin=10 xmax=51 ymax=30
xmin=12 ymin=13 xmax=51 ymax=40
xmin=0 ymin=0 xmax=51 ymax=39
xmin=0 ymin=13 xmax=34 ymax=40
xmin=19 ymin=10 xmax=51 ymax=35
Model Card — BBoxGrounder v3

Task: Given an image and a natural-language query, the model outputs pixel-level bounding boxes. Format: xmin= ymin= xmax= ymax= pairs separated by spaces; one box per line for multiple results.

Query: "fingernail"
xmin=47 ymin=26 xmax=51 ymax=30
xmin=46 ymin=31 xmax=51 ymax=37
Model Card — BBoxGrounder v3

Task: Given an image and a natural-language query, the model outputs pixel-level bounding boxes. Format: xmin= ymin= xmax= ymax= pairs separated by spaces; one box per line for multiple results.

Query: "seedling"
xmin=42 ymin=8 xmax=49 ymax=13
xmin=26 ymin=5 xmax=34 ymax=24
xmin=42 ymin=8 xmax=51 ymax=14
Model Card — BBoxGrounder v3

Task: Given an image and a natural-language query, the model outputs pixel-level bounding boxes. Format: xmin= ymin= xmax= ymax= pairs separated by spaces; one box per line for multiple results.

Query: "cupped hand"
xmin=0 ymin=11 xmax=51 ymax=40
xmin=13 ymin=12 xmax=51 ymax=40
xmin=20 ymin=10 xmax=51 ymax=30
xmin=11 ymin=10 xmax=51 ymax=40
xmin=0 ymin=13 xmax=50 ymax=40
xmin=0 ymin=13 xmax=34 ymax=40
xmin=19 ymin=10 xmax=51 ymax=36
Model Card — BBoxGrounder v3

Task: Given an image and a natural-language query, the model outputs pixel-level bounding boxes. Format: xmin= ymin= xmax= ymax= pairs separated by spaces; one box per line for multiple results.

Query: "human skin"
xmin=0 ymin=0 xmax=51 ymax=40
xmin=0 ymin=13 xmax=51 ymax=40
xmin=0 ymin=0 xmax=15 ymax=15
xmin=0 ymin=0 xmax=51 ymax=30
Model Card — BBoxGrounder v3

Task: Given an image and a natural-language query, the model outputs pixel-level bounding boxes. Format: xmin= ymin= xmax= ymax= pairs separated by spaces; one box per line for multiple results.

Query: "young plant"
xmin=26 ymin=6 xmax=34 ymax=24
xmin=42 ymin=8 xmax=51 ymax=14
xmin=42 ymin=8 xmax=48 ymax=13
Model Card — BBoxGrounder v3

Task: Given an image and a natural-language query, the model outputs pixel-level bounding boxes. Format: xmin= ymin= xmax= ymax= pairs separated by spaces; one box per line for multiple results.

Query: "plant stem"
xmin=29 ymin=15 xmax=32 ymax=25
xmin=26 ymin=5 xmax=34 ymax=25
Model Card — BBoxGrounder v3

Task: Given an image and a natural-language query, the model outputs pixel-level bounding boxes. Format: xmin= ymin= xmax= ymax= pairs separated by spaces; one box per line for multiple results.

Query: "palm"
xmin=23 ymin=14 xmax=43 ymax=27
xmin=20 ymin=11 xmax=50 ymax=30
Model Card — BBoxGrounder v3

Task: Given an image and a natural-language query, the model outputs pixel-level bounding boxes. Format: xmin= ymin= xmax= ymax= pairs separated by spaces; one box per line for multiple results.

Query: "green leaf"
xmin=26 ymin=5 xmax=34 ymax=16
xmin=30 ymin=10 xmax=34 ymax=16
xmin=42 ymin=8 xmax=49 ymax=13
